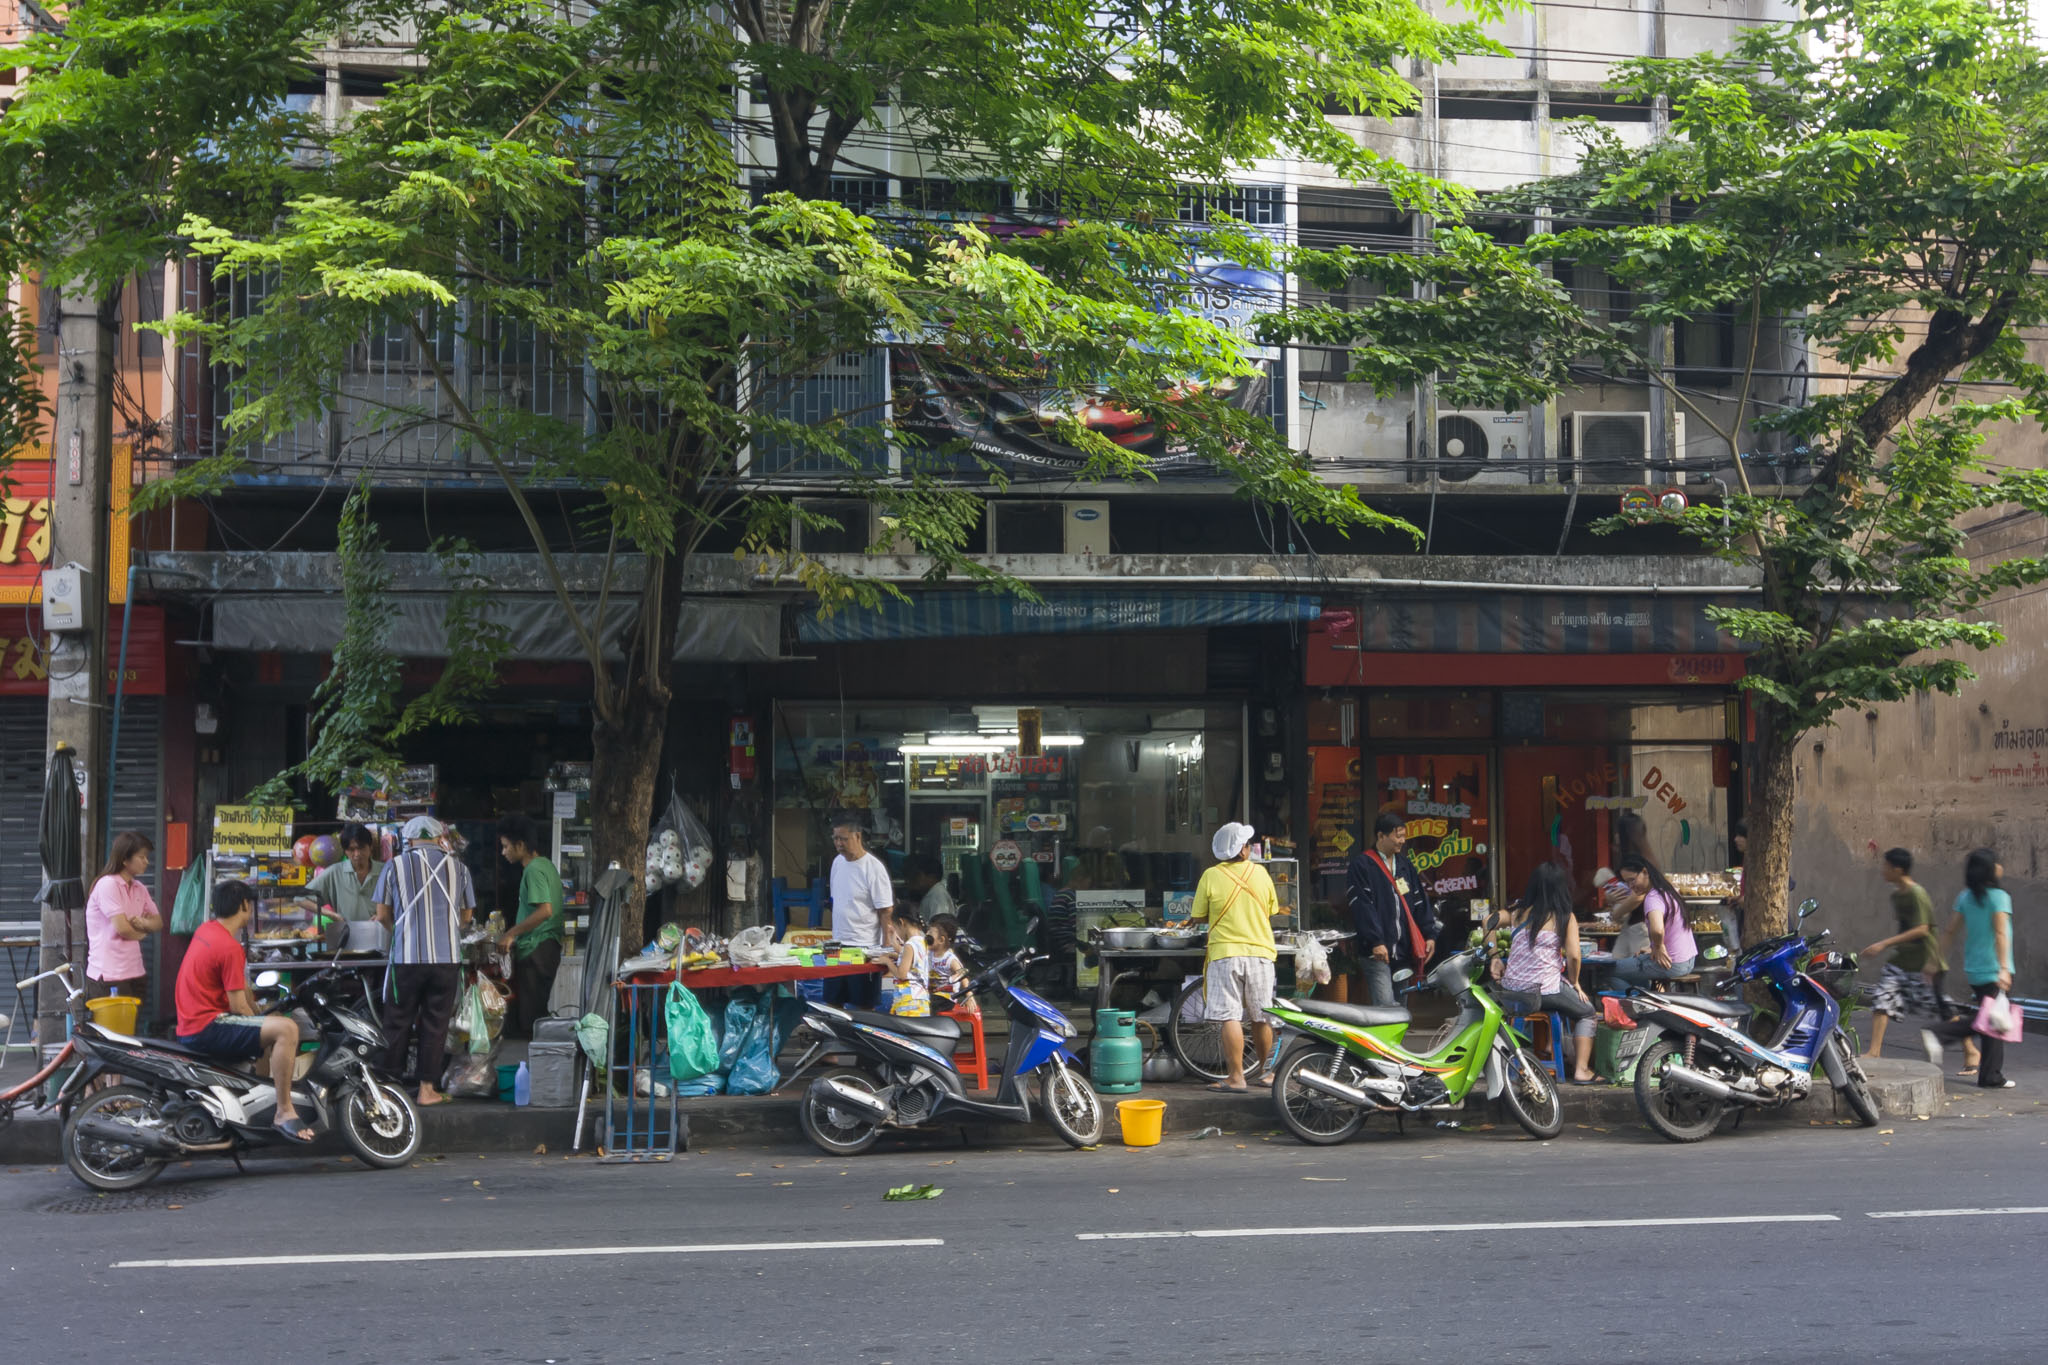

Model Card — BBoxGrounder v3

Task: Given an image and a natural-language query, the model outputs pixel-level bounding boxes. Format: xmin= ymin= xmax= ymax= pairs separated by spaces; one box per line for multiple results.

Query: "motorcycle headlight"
xmin=1057 ymin=1017 xmax=1077 ymax=1040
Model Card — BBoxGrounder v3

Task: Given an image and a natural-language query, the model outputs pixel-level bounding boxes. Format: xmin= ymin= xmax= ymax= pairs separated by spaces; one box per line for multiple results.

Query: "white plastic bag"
xmin=727 ymin=925 xmax=793 ymax=967
xmin=1292 ymin=933 xmax=1332 ymax=987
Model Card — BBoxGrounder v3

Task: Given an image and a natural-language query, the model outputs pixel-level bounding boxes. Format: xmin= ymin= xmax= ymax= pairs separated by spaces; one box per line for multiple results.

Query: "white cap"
xmin=402 ymin=815 xmax=446 ymax=841
xmin=1211 ymin=822 xmax=1255 ymax=861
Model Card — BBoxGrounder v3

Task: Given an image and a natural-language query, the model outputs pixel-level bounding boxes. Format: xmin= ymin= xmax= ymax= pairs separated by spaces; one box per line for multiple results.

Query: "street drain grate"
xmin=41 ymin=1185 xmax=219 ymax=1215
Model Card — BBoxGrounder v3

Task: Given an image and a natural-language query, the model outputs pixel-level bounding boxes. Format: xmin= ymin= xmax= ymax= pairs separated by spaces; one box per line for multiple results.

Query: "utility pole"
xmin=37 ymin=280 xmax=114 ymax=1045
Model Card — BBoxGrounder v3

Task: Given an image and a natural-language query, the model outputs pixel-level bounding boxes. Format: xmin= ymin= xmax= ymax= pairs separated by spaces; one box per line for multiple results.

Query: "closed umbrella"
xmin=37 ymin=744 xmax=87 ymax=970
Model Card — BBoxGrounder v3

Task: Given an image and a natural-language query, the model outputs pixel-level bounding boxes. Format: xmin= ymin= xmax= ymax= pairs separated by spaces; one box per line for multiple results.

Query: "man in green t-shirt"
xmin=497 ymin=813 xmax=566 ymax=1040
xmin=1862 ymin=846 xmax=1942 ymax=1058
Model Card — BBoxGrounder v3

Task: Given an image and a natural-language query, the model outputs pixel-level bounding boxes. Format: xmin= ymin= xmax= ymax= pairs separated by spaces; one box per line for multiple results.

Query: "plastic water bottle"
xmin=513 ymin=1061 xmax=531 ymax=1106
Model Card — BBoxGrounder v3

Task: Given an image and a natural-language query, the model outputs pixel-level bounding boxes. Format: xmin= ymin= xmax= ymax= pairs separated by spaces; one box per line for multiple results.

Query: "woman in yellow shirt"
xmin=1190 ymin=822 xmax=1280 ymax=1092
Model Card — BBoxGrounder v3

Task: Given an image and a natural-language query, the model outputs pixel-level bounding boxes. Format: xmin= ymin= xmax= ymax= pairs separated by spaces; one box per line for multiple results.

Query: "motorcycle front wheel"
xmin=340 ymin=1081 xmax=421 ymax=1167
xmin=1500 ymin=1043 xmax=1564 ymax=1139
xmin=1271 ymin=1045 xmax=1369 ymax=1146
xmin=799 ymin=1068 xmax=883 ymax=1156
xmin=1633 ymin=1039 xmax=1726 ymax=1143
xmin=63 ymin=1083 xmax=170 ymax=1191
xmin=1040 ymin=1066 xmax=1104 ymax=1148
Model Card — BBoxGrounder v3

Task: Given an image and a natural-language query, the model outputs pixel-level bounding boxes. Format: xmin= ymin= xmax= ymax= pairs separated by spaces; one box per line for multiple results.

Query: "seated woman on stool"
xmin=1605 ymin=854 xmax=1696 ymax=991
xmin=1501 ymin=863 xmax=1600 ymax=1085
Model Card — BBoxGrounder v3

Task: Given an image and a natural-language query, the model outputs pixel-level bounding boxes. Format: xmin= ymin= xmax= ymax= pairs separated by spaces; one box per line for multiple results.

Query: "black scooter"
xmin=796 ymin=923 xmax=1104 ymax=1153
xmin=60 ymin=957 xmax=420 ymax=1190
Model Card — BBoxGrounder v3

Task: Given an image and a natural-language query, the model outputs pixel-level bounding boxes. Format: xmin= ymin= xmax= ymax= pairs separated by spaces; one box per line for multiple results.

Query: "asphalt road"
xmin=6 ymin=1084 xmax=2046 ymax=1365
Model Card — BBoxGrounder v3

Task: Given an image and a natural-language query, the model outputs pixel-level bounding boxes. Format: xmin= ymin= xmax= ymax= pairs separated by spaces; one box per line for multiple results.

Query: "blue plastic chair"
xmin=771 ymin=877 xmax=824 ymax=941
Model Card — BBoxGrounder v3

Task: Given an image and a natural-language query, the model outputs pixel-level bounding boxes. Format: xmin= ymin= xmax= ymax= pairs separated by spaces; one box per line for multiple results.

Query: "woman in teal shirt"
xmin=1926 ymin=848 xmax=2015 ymax=1089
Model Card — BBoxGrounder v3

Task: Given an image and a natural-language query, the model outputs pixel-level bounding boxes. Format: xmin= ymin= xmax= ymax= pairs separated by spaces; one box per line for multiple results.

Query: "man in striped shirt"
xmin=373 ymin=816 xmax=477 ymax=1107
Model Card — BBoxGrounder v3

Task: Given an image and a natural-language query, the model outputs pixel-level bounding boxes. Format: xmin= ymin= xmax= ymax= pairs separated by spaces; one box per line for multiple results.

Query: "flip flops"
xmin=1204 ymin=1082 xmax=1250 ymax=1093
xmin=274 ymin=1116 xmax=317 ymax=1144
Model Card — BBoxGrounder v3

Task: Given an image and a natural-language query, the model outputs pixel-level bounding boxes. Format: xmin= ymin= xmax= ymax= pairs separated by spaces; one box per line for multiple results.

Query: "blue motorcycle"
xmin=796 ymin=921 xmax=1104 ymax=1154
xmin=1619 ymin=898 xmax=1881 ymax=1141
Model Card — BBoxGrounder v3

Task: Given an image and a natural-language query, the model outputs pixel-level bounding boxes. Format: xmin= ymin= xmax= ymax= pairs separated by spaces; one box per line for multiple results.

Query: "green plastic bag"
xmin=665 ymin=982 xmax=719 ymax=1081
xmin=169 ymin=870 xmax=206 ymax=936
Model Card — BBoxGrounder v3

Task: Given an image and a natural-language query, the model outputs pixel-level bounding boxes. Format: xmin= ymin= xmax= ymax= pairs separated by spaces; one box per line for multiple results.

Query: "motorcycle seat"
xmin=1291 ymin=998 xmax=1411 ymax=1028
xmin=844 ymin=1009 xmax=963 ymax=1048
xmin=1667 ymin=993 xmax=1751 ymax=1020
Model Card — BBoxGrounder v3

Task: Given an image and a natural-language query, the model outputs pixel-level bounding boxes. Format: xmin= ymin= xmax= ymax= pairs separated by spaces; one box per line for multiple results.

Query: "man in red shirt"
xmin=174 ymin=880 xmax=315 ymax=1143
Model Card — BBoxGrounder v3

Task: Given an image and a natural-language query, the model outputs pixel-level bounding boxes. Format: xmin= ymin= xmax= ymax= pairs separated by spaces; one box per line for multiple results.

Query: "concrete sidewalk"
xmin=0 ymin=1056 xmax=1942 ymax=1163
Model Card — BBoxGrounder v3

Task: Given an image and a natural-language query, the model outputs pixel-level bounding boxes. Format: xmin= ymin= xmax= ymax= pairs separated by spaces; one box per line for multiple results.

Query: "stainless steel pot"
xmin=1149 ymin=929 xmax=1208 ymax=951
xmin=1095 ymin=927 xmax=1155 ymax=950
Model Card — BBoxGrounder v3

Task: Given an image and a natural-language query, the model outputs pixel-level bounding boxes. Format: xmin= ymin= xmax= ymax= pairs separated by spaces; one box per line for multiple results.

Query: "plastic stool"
xmin=942 ymin=1004 xmax=989 ymax=1091
xmin=1508 ymin=1009 xmax=1572 ymax=1077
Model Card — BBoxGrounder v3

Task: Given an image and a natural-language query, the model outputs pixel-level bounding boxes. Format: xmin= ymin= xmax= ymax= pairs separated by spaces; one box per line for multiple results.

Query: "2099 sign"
xmin=1667 ymin=654 xmax=1732 ymax=683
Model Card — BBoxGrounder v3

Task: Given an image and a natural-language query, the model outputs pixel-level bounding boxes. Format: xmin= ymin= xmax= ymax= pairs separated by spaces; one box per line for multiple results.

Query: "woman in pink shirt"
xmin=85 ymin=830 xmax=163 ymax=1001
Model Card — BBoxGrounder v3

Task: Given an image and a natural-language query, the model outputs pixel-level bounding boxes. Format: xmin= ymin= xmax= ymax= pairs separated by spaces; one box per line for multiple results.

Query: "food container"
xmin=1095 ymin=927 xmax=1155 ymax=950
xmin=1149 ymin=928 xmax=1207 ymax=951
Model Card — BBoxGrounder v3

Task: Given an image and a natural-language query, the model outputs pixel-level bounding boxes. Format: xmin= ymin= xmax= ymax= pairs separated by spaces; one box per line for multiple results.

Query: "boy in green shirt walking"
xmin=497 ymin=813 xmax=566 ymax=1040
xmin=1861 ymin=847 xmax=1942 ymax=1058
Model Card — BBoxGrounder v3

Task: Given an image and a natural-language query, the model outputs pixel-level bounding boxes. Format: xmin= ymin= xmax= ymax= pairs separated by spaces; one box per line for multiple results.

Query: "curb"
xmin=0 ymin=1058 xmax=1945 ymax=1163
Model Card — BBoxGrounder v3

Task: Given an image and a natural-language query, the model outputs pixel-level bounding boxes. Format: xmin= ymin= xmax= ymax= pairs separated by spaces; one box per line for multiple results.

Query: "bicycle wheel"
xmin=1167 ymin=977 xmax=1264 ymax=1084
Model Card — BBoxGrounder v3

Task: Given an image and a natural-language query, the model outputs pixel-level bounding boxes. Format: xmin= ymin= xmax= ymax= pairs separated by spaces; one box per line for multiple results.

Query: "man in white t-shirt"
xmin=827 ymin=819 xmax=892 ymax=1010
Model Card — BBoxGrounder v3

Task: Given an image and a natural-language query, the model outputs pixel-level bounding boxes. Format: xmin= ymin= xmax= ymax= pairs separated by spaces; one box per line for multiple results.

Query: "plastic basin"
xmin=87 ymin=995 xmax=140 ymax=1036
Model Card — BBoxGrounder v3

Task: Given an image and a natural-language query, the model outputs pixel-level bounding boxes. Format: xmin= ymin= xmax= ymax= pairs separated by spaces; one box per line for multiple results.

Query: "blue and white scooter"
xmin=796 ymin=920 xmax=1103 ymax=1153
xmin=1618 ymin=898 xmax=1881 ymax=1141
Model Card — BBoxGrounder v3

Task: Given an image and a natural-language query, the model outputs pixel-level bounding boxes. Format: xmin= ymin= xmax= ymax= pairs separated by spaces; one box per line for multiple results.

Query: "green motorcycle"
xmin=1265 ymin=949 xmax=1564 ymax=1144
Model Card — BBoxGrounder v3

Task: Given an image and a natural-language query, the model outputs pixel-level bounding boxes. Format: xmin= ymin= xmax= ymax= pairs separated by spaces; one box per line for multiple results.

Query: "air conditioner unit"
xmin=1435 ymin=410 xmax=1533 ymax=485
xmin=988 ymin=500 xmax=1111 ymax=555
xmin=791 ymin=498 xmax=914 ymax=555
xmin=1566 ymin=410 xmax=1686 ymax=485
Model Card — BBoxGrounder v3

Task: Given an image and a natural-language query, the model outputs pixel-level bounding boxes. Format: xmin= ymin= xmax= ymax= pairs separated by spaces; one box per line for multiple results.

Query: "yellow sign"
xmin=212 ymin=804 xmax=295 ymax=854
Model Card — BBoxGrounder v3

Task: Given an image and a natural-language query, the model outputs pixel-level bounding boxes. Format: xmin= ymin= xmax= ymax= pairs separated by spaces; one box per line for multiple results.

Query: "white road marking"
xmin=1076 ymin=1214 xmax=1840 ymax=1242
xmin=114 ymin=1237 xmax=943 ymax=1270
xmin=1866 ymin=1207 xmax=2048 ymax=1220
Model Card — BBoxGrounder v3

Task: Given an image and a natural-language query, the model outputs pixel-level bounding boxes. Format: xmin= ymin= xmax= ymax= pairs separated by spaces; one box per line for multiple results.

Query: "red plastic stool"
xmin=942 ymin=1004 xmax=989 ymax=1091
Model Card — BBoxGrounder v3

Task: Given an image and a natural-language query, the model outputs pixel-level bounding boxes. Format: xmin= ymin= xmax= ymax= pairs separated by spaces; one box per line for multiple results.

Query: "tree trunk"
xmin=591 ymin=691 xmax=667 ymax=954
xmin=1744 ymin=701 xmax=1799 ymax=943
xmin=587 ymin=548 xmax=687 ymax=951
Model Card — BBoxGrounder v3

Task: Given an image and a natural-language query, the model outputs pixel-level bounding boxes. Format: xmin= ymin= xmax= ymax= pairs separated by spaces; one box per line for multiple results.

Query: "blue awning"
xmin=799 ymin=591 xmax=1321 ymax=643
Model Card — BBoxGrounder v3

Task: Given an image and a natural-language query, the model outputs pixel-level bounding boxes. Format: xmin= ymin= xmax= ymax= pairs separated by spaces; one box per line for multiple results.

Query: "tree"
xmin=113 ymin=0 xmax=1561 ymax=947
xmin=1518 ymin=0 xmax=2048 ymax=937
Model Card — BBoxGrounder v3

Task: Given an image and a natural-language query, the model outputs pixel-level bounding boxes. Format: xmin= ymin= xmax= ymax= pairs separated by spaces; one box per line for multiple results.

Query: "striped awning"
xmin=799 ymin=591 xmax=1322 ymax=643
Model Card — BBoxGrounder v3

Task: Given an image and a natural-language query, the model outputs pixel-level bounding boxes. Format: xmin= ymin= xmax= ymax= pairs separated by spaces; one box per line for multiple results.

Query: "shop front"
xmin=1303 ymin=595 xmax=1752 ymax=946
xmin=772 ymin=701 xmax=1249 ymax=944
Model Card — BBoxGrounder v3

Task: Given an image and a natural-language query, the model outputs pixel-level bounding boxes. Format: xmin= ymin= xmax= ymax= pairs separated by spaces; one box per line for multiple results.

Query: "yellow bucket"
xmin=1117 ymin=1098 xmax=1166 ymax=1147
xmin=88 ymin=995 xmax=141 ymax=1036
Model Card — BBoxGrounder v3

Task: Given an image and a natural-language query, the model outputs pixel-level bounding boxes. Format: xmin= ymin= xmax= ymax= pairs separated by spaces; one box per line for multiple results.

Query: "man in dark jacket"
xmin=1347 ymin=811 xmax=1439 ymax=1006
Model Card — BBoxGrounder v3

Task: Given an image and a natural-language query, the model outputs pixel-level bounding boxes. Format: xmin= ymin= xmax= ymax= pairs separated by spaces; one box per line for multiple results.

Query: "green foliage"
xmin=248 ymin=476 xmax=508 ymax=807
xmin=1522 ymin=0 xmax=2048 ymax=740
xmin=0 ymin=305 xmax=46 ymax=488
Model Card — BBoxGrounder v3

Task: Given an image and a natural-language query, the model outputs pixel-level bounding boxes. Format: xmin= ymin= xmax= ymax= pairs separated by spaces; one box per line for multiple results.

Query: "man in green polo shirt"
xmin=497 ymin=813 xmax=566 ymax=1039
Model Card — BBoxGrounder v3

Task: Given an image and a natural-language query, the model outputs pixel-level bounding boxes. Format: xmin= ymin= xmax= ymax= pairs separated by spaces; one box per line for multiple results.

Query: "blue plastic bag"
xmin=718 ymin=993 xmax=759 ymax=1073
xmin=725 ymin=987 xmax=801 ymax=1096
xmin=664 ymin=982 xmax=719 ymax=1081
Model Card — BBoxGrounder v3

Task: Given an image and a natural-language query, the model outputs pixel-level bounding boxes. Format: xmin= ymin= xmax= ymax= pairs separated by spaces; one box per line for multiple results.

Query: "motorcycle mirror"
xmin=1393 ymin=968 xmax=1416 ymax=984
xmin=1024 ymin=916 xmax=1042 ymax=937
xmin=254 ymin=970 xmax=282 ymax=990
xmin=1796 ymin=898 xmax=1820 ymax=921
